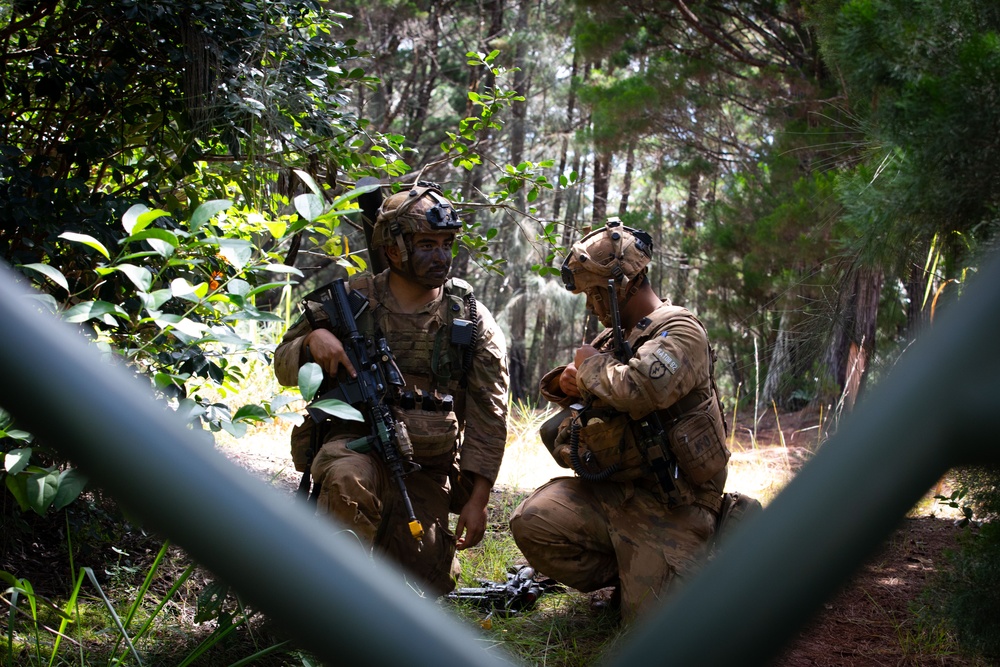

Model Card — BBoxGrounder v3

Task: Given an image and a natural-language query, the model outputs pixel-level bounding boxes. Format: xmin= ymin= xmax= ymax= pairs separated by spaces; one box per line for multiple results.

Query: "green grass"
xmin=0 ymin=386 xmax=828 ymax=666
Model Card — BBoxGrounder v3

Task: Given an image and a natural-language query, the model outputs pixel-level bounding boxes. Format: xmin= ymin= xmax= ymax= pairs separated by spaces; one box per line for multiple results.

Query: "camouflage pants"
xmin=310 ymin=437 xmax=460 ymax=596
xmin=509 ymin=476 xmax=715 ymax=620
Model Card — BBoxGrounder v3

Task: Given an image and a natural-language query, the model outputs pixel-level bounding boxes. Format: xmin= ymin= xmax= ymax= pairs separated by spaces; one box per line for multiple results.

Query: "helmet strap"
xmin=394 ymin=232 xmax=409 ymax=264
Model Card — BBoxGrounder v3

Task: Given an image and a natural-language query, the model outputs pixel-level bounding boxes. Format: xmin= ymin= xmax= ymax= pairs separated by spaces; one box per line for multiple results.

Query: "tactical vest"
xmin=289 ymin=275 xmax=479 ymax=474
xmin=347 ymin=274 xmax=478 ymax=459
xmin=349 ymin=274 xmax=477 ymax=407
xmin=565 ymin=309 xmax=730 ymax=509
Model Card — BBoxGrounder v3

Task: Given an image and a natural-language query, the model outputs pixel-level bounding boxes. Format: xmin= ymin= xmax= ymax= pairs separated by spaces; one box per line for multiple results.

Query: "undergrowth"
xmin=12 ymin=400 xmax=987 ymax=666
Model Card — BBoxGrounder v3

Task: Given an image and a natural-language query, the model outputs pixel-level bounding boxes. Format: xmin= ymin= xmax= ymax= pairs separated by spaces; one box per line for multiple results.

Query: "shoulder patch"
xmin=653 ymin=348 xmax=679 ymax=375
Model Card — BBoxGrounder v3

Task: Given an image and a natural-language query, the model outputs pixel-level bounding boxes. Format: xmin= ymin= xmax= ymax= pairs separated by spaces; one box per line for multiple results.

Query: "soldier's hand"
xmin=303 ymin=329 xmax=357 ymax=378
xmin=558 ymin=363 xmax=581 ymax=398
xmin=456 ymin=475 xmax=491 ymax=550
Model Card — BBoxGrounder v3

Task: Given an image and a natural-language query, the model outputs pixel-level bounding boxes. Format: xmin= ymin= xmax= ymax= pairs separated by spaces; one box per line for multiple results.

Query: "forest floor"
xmin=214 ymin=405 xmax=977 ymax=666
xmin=731 ymin=407 xmax=974 ymax=666
xmin=1 ymin=406 xmax=977 ymax=665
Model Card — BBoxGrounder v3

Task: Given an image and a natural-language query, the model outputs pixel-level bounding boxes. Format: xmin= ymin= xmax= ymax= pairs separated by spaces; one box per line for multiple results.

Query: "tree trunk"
xmin=536 ymin=299 xmax=563 ymax=402
xmin=905 ymin=258 xmax=929 ymax=337
xmin=618 ymin=141 xmax=635 ymax=217
xmin=653 ymin=180 xmax=666 ymax=296
xmin=592 ymin=150 xmax=611 ymax=223
xmin=822 ymin=265 xmax=883 ymax=411
xmin=552 ymin=49 xmax=578 ymax=225
xmin=673 ymin=170 xmax=700 ymax=307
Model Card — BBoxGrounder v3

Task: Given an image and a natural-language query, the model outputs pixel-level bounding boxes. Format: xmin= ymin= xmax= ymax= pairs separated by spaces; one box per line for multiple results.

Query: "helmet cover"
xmin=371 ymin=183 xmax=462 ymax=253
xmin=560 ymin=218 xmax=653 ymax=325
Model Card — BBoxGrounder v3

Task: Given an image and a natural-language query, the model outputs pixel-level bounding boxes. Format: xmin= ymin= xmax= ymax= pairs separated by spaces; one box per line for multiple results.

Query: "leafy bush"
xmin=2 ymin=182 xmax=370 ymax=514
xmin=928 ymin=467 xmax=1000 ymax=660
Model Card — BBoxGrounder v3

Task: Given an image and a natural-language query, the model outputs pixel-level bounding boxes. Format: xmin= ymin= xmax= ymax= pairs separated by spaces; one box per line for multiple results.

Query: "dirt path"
xmin=773 ymin=515 xmax=968 ymax=666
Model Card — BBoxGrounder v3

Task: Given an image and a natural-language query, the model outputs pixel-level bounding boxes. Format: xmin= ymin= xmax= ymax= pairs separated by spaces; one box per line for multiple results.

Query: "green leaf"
xmin=310 ymin=399 xmax=364 ymax=422
xmin=28 ymin=470 xmax=59 ymax=515
xmin=146 ymin=238 xmax=175 ymax=257
xmin=217 ymin=239 xmax=254 ymax=271
xmin=26 ymin=292 xmax=59 ymax=313
xmin=265 ymin=219 xmax=287 ymax=239
xmin=5 ymin=475 xmax=30 ymax=513
xmin=227 ymin=279 xmax=251 ymax=297
xmin=52 ymin=469 xmax=88 ymax=511
xmin=58 ymin=232 xmax=109 ymax=259
xmin=138 ymin=288 xmax=173 ymax=311
xmin=114 ymin=264 xmax=153 ymax=292
xmin=260 ymin=263 xmax=304 ymax=277
xmin=276 ymin=412 xmax=305 ymax=426
xmin=20 ymin=263 xmax=69 ymax=292
xmin=195 ymin=580 xmax=230 ymax=623
xmin=189 ymin=200 xmax=233 ymax=232
xmin=136 ymin=208 xmax=171 ymax=233
xmin=294 ymin=170 xmax=324 ymax=198
xmin=170 ymin=278 xmax=198 ymax=300
xmin=126 ymin=228 xmax=180 ymax=249
xmin=122 ymin=203 xmax=150 ymax=234
xmin=175 ymin=400 xmax=207 ymax=424
xmin=1 ymin=429 xmax=32 ymax=443
xmin=270 ymin=395 xmax=297 ymax=411
xmin=4 ymin=448 xmax=32 ymax=475
xmin=233 ymin=404 xmax=269 ymax=422
xmin=154 ymin=314 xmax=210 ymax=339
xmin=220 ymin=420 xmax=248 ymax=438
xmin=63 ymin=301 xmax=129 ymax=324
xmin=294 ymin=193 xmax=326 ymax=223
xmin=298 ymin=363 xmax=324 ymax=401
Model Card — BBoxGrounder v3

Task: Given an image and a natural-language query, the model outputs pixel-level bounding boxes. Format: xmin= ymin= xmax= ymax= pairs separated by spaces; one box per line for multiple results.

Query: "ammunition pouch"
xmin=289 ymin=419 xmax=316 ymax=474
xmin=667 ymin=394 xmax=730 ymax=485
xmin=543 ymin=405 xmax=649 ymax=483
xmin=391 ymin=392 xmax=459 ymax=458
xmin=539 ymin=407 xmax=572 ymax=465
xmin=572 ymin=408 xmax=646 ymax=482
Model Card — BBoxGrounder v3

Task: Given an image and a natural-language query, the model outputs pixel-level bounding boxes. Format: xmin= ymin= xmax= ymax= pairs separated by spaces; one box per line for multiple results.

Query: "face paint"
xmin=397 ymin=231 xmax=455 ymax=288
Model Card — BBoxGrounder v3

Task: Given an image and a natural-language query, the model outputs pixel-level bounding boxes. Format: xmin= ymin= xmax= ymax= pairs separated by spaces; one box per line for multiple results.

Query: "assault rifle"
xmin=446 ymin=566 xmax=563 ymax=617
xmin=303 ymin=279 xmax=425 ymax=543
xmin=606 ymin=279 xmax=679 ymax=498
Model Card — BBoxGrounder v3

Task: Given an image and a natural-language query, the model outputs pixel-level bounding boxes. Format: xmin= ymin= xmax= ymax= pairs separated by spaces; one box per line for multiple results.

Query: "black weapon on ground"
xmin=356 ymin=176 xmax=386 ymax=274
xmin=606 ymin=278 xmax=679 ymax=499
xmin=446 ymin=566 xmax=563 ymax=617
xmin=303 ymin=278 xmax=424 ymax=543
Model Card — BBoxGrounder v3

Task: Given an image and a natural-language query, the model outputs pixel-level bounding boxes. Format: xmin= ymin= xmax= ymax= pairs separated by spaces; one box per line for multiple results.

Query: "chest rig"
xmin=349 ymin=274 xmax=479 ymax=421
xmin=567 ymin=309 xmax=729 ymax=508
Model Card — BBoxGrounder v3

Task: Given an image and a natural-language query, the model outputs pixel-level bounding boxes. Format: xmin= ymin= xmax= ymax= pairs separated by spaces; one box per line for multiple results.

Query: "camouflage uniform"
xmin=274 ymin=269 xmax=509 ymax=595
xmin=510 ymin=221 xmax=728 ymax=620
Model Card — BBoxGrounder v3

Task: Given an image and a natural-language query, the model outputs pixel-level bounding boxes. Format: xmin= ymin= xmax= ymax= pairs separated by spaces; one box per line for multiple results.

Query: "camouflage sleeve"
xmin=457 ymin=300 xmax=509 ymax=486
xmin=576 ymin=313 xmax=711 ymax=420
xmin=538 ymin=365 xmax=573 ymax=407
xmin=272 ymin=314 xmax=312 ymax=387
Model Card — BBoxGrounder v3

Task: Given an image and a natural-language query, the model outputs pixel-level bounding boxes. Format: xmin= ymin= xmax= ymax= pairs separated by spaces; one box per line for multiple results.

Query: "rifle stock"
xmin=304 ymin=279 xmax=424 ymax=543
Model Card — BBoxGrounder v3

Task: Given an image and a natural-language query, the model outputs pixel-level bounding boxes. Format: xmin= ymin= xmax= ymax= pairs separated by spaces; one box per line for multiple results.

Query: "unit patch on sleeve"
xmin=653 ymin=348 xmax=679 ymax=375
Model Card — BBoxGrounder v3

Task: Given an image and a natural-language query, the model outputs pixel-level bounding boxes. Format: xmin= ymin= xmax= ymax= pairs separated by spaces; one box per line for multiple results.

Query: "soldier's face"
xmin=583 ymin=287 xmax=613 ymax=327
xmin=402 ymin=231 xmax=455 ymax=288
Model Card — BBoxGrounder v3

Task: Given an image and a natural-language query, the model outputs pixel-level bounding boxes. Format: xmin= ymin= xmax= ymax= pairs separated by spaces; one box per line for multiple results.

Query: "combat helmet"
xmin=372 ymin=182 xmax=462 ymax=263
xmin=560 ymin=217 xmax=653 ymax=325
